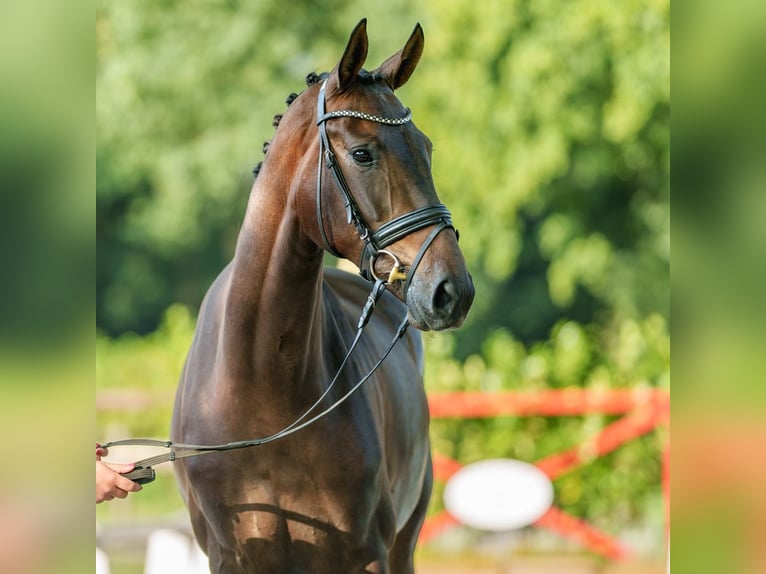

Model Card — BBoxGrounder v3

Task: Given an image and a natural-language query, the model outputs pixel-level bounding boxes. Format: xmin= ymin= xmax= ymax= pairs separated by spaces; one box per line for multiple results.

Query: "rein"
xmin=104 ymin=278 xmax=407 ymax=485
xmin=103 ymin=81 xmax=454 ymax=485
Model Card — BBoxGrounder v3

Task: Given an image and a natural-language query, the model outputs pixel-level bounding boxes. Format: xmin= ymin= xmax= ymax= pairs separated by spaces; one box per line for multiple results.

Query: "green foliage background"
xmin=97 ymin=0 xmax=669 ymax=553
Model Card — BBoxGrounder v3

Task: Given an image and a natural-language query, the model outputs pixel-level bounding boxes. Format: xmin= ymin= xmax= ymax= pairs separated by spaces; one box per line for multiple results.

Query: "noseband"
xmin=315 ymin=80 xmax=455 ymax=295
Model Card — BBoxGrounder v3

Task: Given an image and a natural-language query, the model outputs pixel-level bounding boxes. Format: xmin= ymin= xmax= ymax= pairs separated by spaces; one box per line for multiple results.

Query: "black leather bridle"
xmin=315 ymin=80 xmax=455 ymax=296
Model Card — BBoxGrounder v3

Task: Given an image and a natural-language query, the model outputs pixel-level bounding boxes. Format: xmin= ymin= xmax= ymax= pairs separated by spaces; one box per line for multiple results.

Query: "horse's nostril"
xmin=433 ymin=279 xmax=457 ymax=313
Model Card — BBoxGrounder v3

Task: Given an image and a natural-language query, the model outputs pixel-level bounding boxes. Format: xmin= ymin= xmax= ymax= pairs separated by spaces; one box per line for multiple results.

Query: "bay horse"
xmin=171 ymin=19 xmax=474 ymax=573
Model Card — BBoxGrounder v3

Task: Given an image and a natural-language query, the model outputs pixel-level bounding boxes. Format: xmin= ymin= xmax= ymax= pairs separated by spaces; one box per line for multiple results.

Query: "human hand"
xmin=96 ymin=444 xmax=142 ymax=503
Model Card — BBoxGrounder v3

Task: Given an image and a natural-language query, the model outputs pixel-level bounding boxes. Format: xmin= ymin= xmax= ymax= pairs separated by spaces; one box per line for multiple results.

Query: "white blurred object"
xmin=443 ymin=458 xmax=554 ymax=531
xmin=96 ymin=547 xmax=110 ymax=574
xmin=144 ymin=528 xmax=209 ymax=574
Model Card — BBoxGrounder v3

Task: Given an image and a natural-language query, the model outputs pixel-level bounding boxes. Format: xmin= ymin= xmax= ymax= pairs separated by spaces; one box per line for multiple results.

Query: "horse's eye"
xmin=351 ymin=149 xmax=373 ymax=165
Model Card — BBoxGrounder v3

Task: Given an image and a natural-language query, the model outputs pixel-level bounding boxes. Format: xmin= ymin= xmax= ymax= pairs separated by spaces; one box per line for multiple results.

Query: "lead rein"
xmin=103 ymin=278 xmax=407 ymax=485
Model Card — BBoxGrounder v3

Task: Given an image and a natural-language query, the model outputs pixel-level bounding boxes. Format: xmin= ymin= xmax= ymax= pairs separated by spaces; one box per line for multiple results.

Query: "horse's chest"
xmin=213 ymin=431 xmax=395 ymax=571
xmin=268 ymin=415 xmax=387 ymax=517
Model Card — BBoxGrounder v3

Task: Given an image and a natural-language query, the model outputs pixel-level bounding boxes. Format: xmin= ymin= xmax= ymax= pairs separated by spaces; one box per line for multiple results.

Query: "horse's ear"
xmin=374 ymin=23 xmax=424 ymax=91
xmin=332 ymin=19 xmax=369 ymax=93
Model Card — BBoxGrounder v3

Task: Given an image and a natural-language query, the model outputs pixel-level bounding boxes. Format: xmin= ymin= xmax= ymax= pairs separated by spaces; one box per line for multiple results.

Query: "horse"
xmin=171 ymin=19 xmax=474 ymax=573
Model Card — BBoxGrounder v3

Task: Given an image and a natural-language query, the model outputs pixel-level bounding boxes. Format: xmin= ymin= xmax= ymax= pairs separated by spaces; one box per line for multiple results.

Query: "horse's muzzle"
xmin=407 ymin=269 xmax=474 ymax=331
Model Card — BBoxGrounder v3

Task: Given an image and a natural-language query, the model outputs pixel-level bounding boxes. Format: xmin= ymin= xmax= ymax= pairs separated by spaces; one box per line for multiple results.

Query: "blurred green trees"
xmin=97 ymin=0 xmax=668 ymax=543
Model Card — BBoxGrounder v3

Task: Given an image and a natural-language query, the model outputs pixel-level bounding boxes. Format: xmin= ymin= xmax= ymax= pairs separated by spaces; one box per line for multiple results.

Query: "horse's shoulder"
xmin=322 ymin=265 xmax=372 ymax=305
xmin=322 ymin=265 xmax=405 ymax=321
xmin=322 ymin=265 xmax=423 ymax=362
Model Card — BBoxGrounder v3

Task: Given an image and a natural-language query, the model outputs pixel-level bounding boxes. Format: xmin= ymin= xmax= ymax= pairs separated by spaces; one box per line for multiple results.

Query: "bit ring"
xmin=370 ymin=250 xmax=407 ymax=284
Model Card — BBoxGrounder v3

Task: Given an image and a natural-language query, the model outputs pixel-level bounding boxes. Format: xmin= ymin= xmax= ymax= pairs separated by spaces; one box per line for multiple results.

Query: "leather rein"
xmin=102 ymin=81 xmax=455 ymax=485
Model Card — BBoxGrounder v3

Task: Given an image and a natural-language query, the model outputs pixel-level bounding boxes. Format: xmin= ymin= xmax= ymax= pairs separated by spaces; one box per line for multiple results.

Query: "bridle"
xmin=101 ymin=80 xmax=457 ymax=484
xmin=315 ymin=80 xmax=455 ymax=296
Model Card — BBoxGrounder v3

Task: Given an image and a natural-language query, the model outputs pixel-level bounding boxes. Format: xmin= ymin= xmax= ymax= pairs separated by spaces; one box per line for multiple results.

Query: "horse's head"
xmin=286 ymin=20 xmax=474 ymax=331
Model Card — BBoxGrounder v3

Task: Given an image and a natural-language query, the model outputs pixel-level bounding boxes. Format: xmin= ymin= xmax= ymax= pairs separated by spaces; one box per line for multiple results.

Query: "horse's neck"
xmin=223 ymin=177 xmax=326 ymax=386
